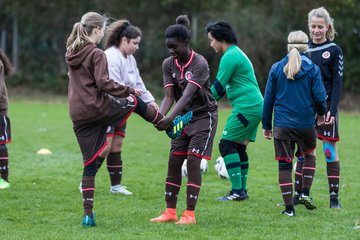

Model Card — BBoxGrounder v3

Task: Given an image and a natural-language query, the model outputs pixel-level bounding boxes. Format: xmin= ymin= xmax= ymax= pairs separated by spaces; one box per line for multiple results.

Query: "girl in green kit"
xmin=206 ymin=21 xmax=263 ymax=201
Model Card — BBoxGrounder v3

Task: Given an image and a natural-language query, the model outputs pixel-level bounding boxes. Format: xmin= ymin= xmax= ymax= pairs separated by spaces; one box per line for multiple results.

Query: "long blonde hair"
xmin=283 ymin=31 xmax=309 ymax=80
xmin=308 ymin=7 xmax=336 ymax=41
xmin=66 ymin=12 xmax=107 ymax=53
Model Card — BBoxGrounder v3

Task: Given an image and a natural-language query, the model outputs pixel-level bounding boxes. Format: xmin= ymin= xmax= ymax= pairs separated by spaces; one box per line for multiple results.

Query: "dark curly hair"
xmin=205 ymin=21 xmax=238 ymax=44
xmin=165 ymin=15 xmax=191 ymax=42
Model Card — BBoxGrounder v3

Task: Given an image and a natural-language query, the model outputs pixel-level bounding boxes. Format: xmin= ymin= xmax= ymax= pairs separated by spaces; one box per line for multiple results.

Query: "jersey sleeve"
xmin=106 ymin=50 xmax=123 ymax=83
xmin=131 ymin=57 xmax=155 ymax=103
xmin=311 ymin=65 xmax=327 ymax=116
xmin=262 ymin=64 xmax=277 ymax=130
xmin=187 ymin=57 xmax=210 ymax=89
xmin=93 ymin=50 xmax=132 ymax=97
xmin=211 ymin=52 xmax=237 ymax=101
xmin=0 ymin=63 xmax=5 ymax=97
xmin=330 ymin=46 xmax=344 ymax=116
xmin=162 ymin=58 xmax=174 ymax=88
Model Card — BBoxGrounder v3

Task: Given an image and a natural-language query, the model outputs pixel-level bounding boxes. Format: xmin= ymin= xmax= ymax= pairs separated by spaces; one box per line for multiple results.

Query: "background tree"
xmin=0 ymin=0 xmax=359 ymax=100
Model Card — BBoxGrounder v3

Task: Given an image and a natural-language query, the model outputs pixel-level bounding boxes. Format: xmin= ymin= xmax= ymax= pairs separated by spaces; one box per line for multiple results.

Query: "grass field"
xmin=0 ymin=100 xmax=359 ymax=240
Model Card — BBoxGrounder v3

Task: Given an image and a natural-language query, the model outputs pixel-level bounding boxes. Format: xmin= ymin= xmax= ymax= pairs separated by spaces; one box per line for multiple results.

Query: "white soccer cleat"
xmin=110 ymin=184 xmax=133 ymax=195
xmin=0 ymin=178 xmax=10 ymax=189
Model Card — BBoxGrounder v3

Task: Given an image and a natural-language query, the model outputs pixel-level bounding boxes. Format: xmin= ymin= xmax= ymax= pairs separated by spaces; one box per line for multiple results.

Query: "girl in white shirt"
xmin=100 ymin=20 xmax=158 ymax=195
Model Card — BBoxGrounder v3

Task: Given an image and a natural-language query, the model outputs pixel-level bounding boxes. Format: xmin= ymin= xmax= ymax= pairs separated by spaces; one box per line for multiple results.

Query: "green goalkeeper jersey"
xmin=211 ymin=45 xmax=263 ymax=110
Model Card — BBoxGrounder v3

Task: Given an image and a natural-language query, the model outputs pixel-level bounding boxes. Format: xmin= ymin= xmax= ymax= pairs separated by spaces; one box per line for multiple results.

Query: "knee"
xmin=186 ymin=156 xmax=201 ymax=170
xmin=99 ymin=144 xmax=111 ymax=158
xmin=323 ymin=143 xmax=337 ymax=162
xmin=111 ymin=136 xmax=124 ymax=152
xmin=83 ymin=161 xmax=97 ymax=176
xmin=237 ymin=144 xmax=248 ymax=162
xmin=278 ymin=161 xmax=292 ymax=171
xmin=134 ymin=96 xmax=147 ymax=115
xmin=219 ymin=139 xmax=238 ymax=157
xmin=0 ymin=144 xmax=7 ymax=152
xmin=168 ymin=154 xmax=185 ymax=169
xmin=304 ymin=151 xmax=316 ymax=157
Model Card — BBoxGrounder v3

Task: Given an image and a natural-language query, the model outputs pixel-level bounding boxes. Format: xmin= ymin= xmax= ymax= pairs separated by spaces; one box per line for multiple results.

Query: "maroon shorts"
xmin=273 ymin=127 xmax=317 ymax=163
xmin=316 ymin=112 xmax=339 ymax=141
xmin=0 ymin=115 xmax=11 ymax=144
xmin=171 ymin=110 xmax=218 ymax=160
xmin=74 ymin=96 xmax=136 ymax=166
xmin=106 ymin=122 xmax=126 ymax=138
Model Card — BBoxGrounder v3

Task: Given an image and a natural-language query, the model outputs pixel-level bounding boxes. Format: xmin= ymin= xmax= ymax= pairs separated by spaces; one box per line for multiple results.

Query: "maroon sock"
xmin=294 ymin=159 xmax=303 ymax=195
xmin=327 ymin=161 xmax=340 ymax=196
xmin=95 ymin=156 xmax=105 ymax=172
xmin=135 ymin=97 xmax=164 ymax=124
xmin=186 ymin=156 xmax=202 ymax=211
xmin=302 ymin=155 xmax=316 ymax=195
xmin=107 ymin=152 xmax=122 ymax=186
xmin=82 ymin=176 xmax=95 ymax=217
xmin=279 ymin=168 xmax=293 ymax=207
xmin=165 ymin=155 xmax=184 ymax=209
xmin=0 ymin=147 xmax=9 ymax=181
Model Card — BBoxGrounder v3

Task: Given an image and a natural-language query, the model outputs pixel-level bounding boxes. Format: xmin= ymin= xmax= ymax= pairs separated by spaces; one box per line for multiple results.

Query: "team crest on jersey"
xmin=185 ymin=71 xmax=193 ymax=80
xmin=322 ymin=51 xmax=331 ymax=59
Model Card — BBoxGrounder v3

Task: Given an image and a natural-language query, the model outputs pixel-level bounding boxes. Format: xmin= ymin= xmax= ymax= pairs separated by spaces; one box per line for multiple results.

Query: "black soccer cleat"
xmin=330 ymin=197 xmax=342 ymax=209
xmin=281 ymin=209 xmax=295 ymax=217
xmin=299 ymin=194 xmax=317 ymax=210
xmin=217 ymin=190 xmax=248 ymax=201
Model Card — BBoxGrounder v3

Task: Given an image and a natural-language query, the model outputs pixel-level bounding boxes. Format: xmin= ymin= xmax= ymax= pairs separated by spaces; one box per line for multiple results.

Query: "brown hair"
xmin=0 ymin=49 xmax=13 ymax=76
xmin=103 ymin=20 xmax=142 ymax=49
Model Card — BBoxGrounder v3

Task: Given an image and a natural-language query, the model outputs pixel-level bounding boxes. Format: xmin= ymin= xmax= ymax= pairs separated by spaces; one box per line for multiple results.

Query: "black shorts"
xmin=316 ymin=112 xmax=339 ymax=141
xmin=171 ymin=110 xmax=218 ymax=160
xmin=74 ymin=96 xmax=136 ymax=166
xmin=106 ymin=122 xmax=126 ymax=137
xmin=274 ymin=127 xmax=317 ymax=163
xmin=0 ymin=115 xmax=11 ymax=144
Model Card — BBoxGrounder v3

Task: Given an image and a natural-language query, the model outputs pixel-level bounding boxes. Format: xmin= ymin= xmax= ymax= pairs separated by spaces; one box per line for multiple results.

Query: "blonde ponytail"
xmin=66 ymin=22 xmax=88 ymax=52
xmin=66 ymin=12 xmax=107 ymax=53
xmin=284 ymin=48 xmax=301 ymax=80
xmin=283 ymin=30 xmax=309 ymax=80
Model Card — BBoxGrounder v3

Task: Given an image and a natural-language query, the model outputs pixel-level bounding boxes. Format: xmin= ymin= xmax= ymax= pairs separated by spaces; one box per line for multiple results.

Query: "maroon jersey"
xmin=162 ymin=50 xmax=217 ymax=119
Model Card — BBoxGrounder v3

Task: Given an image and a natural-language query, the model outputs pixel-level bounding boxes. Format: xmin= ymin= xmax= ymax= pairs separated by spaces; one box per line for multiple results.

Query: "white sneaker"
xmin=110 ymin=184 xmax=133 ymax=195
xmin=0 ymin=178 xmax=10 ymax=189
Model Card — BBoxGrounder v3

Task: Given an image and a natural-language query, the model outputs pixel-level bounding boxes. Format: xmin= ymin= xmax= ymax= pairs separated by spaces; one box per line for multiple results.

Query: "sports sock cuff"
xmin=184 ymin=210 xmax=195 ymax=217
xmin=302 ymin=189 xmax=310 ymax=196
xmin=166 ymin=208 xmax=177 ymax=214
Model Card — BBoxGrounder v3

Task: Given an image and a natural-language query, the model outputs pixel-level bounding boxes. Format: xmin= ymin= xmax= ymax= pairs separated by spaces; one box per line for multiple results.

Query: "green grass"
xmin=0 ymin=100 xmax=359 ymax=239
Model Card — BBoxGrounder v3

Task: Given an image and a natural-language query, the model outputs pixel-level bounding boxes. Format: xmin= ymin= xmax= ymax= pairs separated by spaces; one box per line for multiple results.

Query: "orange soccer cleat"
xmin=150 ymin=208 xmax=178 ymax=222
xmin=175 ymin=210 xmax=196 ymax=225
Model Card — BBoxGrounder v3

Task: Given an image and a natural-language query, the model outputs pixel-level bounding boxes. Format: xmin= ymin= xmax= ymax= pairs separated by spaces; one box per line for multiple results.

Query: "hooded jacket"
xmin=262 ymin=54 xmax=327 ymax=130
xmin=0 ymin=59 xmax=9 ymax=115
xmin=66 ymin=42 xmax=134 ymax=125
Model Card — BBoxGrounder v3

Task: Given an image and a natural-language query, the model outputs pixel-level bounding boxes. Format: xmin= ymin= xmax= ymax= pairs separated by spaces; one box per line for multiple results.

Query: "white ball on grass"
xmin=214 ymin=156 xmax=229 ymax=179
xmin=181 ymin=158 xmax=208 ymax=177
